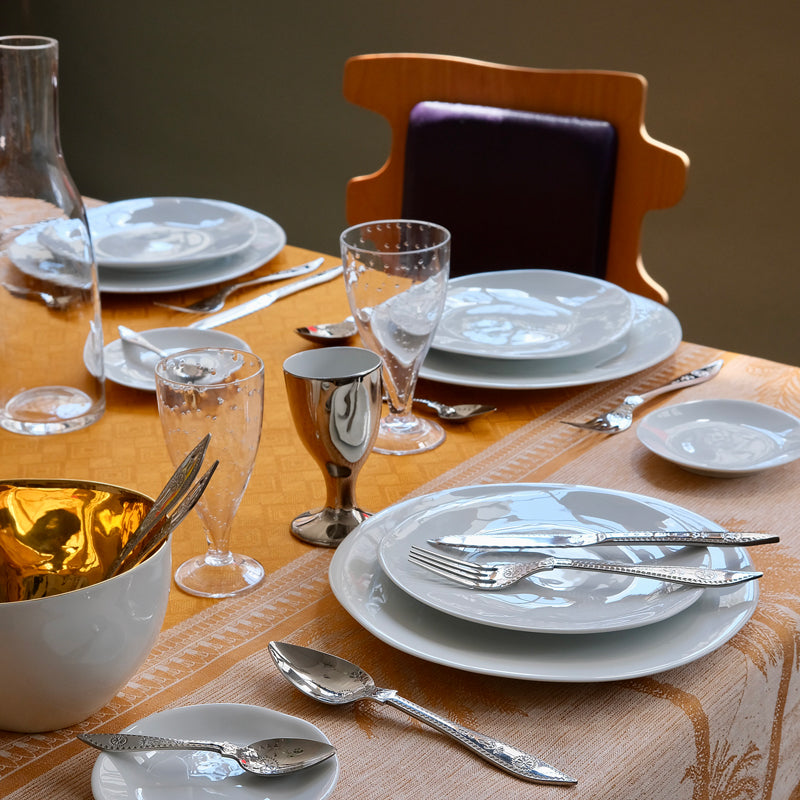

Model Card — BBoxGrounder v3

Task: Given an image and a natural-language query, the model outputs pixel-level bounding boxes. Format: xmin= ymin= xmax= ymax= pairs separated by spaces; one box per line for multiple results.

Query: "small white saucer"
xmin=637 ymin=399 xmax=800 ymax=477
xmin=100 ymin=327 xmax=251 ymax=391
xmin=89 ymin=703 xmax=339 ymax=800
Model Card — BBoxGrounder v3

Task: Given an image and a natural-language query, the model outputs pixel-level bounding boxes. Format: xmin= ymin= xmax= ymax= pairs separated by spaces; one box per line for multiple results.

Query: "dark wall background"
xmin=3 ymin=0 xmax=798 ymax=365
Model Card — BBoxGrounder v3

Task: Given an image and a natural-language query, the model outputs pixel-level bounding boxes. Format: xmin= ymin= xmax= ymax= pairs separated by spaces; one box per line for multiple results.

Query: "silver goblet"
xmin=283 ymin=346 xmax=382 ymax=547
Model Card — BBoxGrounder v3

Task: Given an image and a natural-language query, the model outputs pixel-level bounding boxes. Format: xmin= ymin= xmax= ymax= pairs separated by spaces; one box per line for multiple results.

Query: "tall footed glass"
xmin=0 ymin=36 xmax=104 ymax=435
xmin=340 ymin=220 xmax=451 ymax=455
xmin=155 ymin=348 xmax=265 ymax=598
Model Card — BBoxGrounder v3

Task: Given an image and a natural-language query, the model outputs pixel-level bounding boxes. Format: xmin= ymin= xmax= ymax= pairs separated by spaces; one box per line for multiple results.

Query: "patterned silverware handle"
xmin=78 ymin=733 xmax=226 ymax=754
xmin=634 ymin=359 xmax=724 ymax=405
xmin=376 ymin=691 xmax=576 ymax=785
xmin=549 ymin=557 xmax=761 ymax=586
xmin=599 ymin=531 xmax=778 ymax=546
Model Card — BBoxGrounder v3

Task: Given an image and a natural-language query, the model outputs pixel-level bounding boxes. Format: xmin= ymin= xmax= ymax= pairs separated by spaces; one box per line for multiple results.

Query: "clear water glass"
xmin=340 ymin=219 xmax=451 ymax=455
xmin=155 ymin=348 xmax=264 ymax=598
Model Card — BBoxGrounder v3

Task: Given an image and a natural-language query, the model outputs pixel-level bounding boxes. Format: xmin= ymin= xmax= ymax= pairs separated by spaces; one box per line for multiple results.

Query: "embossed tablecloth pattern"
xmin=2 ymin=344 xmax=799 ymax=800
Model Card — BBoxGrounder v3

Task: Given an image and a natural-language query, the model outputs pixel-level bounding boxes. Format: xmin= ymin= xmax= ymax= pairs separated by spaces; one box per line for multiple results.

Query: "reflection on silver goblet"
xmin=340 ymin=219 xmax=451 ymax=455
xmin=154 ymin=347 xmax=265 ymax=598
xmin=283 ymin=346 xmax=383 ymax=547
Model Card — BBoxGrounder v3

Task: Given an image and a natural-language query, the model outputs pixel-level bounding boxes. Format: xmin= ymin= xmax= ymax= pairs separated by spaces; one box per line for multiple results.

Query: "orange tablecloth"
xmin=1 ymin=244 xmax=799 ymax=799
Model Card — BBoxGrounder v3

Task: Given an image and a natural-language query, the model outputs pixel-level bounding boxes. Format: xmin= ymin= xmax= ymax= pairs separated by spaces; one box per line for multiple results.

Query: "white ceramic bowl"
xmin=0 ymin=480 xmax=171 ymax=732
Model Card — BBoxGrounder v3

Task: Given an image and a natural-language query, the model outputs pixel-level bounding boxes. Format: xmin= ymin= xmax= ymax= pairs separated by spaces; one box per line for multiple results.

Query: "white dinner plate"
xmin=637 ymin=399 xmax=800 ymax=477
xmin=329 ymin=483 xmax=759 ymax=682
xmin=89 ymin=703 xmax=339 ymax=800
xmin=88 ymin=198 xmax=257 ymax=270
xmin=418 ymin=293 xmax=681 ymax=389
xmin=98 ymin=327 xmax=251 ymax=391
xmin=96 ymin=210 xmax=286 ymax=294
xmin=376 ymin=486 xmax=708 ymax=634
xmin=432 ymin=270 xmax=634 ymax=360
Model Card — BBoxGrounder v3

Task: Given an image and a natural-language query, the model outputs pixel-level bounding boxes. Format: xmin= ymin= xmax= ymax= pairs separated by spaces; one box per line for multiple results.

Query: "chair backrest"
xmin=343 ymin=53 xmax=689 ymax=302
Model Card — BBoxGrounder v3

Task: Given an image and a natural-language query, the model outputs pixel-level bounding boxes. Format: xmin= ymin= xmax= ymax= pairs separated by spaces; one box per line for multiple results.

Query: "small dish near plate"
xmin=99 ymin=327 xmax=251 ymax=391
xmin=637 ymin=399 xmax=800 ymax=477
xmin=89 ymin=198 xmax=258 ymax=270
xmin=89 ymin=703 xmax=339 ymax=800
xmin=377 ymin=487 xmax=707 ymax=634
xmin=432 ymin=269 xmax=634 ymax=360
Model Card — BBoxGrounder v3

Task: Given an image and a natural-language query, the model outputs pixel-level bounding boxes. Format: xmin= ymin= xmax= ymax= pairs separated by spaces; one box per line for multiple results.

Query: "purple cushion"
xmin=401 ymin=101 xmax=617 ymax=279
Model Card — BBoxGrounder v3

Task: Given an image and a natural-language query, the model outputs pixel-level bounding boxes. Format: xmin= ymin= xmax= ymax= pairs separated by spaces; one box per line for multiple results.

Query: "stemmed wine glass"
xmin=340 ymin=219 xmax=451 ymax=455
xmin=154 ymin=347 xmax=265 ymax=598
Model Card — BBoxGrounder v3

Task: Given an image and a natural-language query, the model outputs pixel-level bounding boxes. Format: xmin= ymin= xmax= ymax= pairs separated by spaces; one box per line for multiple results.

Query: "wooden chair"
xmin=343 ymin=53 xmax=689 ymax=302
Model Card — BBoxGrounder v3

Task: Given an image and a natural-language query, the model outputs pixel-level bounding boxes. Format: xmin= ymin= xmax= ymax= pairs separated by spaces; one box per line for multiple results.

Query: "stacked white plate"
xmin=328 ymin=483 xmax=759 ymax=682
xmin=88 ymin=197 xmax=286 ymax=294
xmin=419 ymin=269 xmax=682 ymax=389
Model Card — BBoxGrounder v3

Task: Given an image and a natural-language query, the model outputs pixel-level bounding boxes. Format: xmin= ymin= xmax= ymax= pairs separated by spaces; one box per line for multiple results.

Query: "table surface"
xmin=1 ymin=243 xmax=799 ymax=800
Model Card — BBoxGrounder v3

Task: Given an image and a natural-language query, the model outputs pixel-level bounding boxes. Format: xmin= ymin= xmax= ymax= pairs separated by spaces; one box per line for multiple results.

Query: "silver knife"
xmin=189 ymin=263 xmax=343 ymax=329
xmin=430 ymin=529 xmax=779 ymax=550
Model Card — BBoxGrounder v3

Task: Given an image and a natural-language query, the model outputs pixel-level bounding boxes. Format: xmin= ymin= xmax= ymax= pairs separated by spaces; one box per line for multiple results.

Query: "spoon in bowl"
xmin=117 ymin=326 xmax=215 ymax=382
xmin=78 ymin=732 xmax=336 ymax=777
xmin=268 ymin=641 xmax=576 ymax=785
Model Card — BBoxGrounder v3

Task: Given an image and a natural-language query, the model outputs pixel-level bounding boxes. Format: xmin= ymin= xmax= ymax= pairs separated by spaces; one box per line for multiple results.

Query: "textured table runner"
xmin=2 ymin=344 xmax=799 ymax=799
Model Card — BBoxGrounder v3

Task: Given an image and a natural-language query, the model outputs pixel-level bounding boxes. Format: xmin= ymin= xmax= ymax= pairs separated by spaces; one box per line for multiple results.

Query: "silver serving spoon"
xmin=78 ymin=732 xmax=336 ymax=777
xmin=295 ymin=316 xmax=357 ymax=345
xmin=268 ymin=641 xmax=576 ymax=785
xmin=117 ymin=325 xmax=214 ymax=382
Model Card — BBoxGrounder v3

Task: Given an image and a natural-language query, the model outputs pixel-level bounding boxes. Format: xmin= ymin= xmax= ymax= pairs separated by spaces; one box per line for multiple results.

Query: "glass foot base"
xmin=2 ymin=387 xmax=103 ymax=435
xmin=174 ymin=552 xmax=264 ymax=598
xmin=291 ymin=506 xmax=371 ymax=548
xmin=374 ymin=413 xmax=446 ymax=456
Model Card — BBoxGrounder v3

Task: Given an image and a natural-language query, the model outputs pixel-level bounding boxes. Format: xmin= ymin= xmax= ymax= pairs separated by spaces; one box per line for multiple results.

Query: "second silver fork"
xmin=154 ymin=258 xmax=324 ymax=314
xmin=408 ymin=545 xmax=762 ymax=590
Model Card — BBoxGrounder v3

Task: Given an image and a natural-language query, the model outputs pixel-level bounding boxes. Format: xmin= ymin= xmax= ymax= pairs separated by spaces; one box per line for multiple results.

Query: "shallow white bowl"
xmin=637 ymin=398 xmax=800 ymax=477
xmin=100 ymin=326 xmax=251 ymax=391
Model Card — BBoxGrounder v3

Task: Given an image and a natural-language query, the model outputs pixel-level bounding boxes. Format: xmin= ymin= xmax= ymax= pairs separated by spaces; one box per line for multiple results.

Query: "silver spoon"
xmin=295 ymin=316 xmax=357 ymax=345
xmin=78 ymin=732 xmax=336 ymax=777
xmin=412 ymin=397 xmax=496 ymax=422
xmin=117 ymin=325 xmax=214 ymax=382
xmin=268 ymin=641 xmax=576 ymax=785
xmin=2 ymin=281 xmax=76 ymax=310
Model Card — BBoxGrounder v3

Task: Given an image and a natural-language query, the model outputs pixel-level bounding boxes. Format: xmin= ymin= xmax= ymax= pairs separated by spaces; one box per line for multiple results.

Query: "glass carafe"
xmin=0 ymin=35 xmax=104 ymax=435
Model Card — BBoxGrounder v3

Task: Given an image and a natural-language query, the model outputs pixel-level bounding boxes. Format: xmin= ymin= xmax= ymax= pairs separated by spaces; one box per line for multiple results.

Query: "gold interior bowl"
xmin=0 ymin=479 xmax=171 ymax=732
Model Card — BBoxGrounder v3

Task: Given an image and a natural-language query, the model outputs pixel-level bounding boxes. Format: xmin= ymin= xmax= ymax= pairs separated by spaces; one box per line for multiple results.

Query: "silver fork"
xmin=561 ymin=359 xmax=723 ymax=434
xmin=153 ymin=258 xmax=324 ymax=314
xmin=408 ymin=545 xmax=761 ymax=590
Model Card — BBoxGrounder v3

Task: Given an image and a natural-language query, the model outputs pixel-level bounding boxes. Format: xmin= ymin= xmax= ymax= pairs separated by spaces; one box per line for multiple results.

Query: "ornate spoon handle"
xmin=371 ymin=690 xmax=576 ymax=784
xmin=78 ymin=732 xmax=226 ymax=755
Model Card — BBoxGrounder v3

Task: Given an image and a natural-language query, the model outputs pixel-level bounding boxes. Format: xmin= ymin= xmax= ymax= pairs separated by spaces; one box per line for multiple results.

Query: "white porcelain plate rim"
xmin=636 ymin=398 xmax=800 ymax=476
xmin=328 ymin=482 xmax=758 ymax=682
xmin=432 ymin=269 xmax=635 ymax=360
xmin=89 ymin=702 xmax=339 ymax=800
xmin=376 ymin=487 xmax=709 ymax=634
xmin=89 ymin=198 xmax=259 ymax=270
xmin=419 ymin=293 xmax=681 ymax=390
xmin=95 ymin=207 xmax=286 ymax=294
